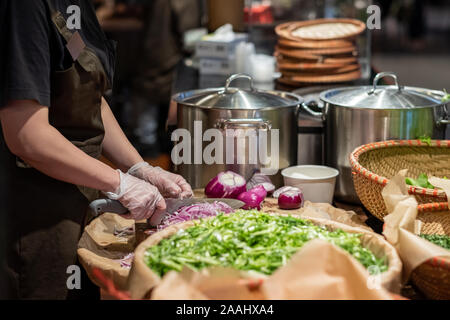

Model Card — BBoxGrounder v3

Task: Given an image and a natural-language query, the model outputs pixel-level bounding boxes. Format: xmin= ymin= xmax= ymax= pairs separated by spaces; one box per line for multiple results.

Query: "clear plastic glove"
xmin=128 ymin=162 xmax=193 ymax=199
xmin=104 ymin=170 xmax=166 ymax=221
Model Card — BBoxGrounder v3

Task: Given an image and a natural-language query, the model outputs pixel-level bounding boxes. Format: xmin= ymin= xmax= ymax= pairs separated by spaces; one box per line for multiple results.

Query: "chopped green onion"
xmin=144 ymin=210 xmax=388 ymax=277
xmin=420 ymin=234 xmax=450 ymax=250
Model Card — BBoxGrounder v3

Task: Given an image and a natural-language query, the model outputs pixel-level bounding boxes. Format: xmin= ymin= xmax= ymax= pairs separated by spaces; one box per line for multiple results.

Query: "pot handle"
xmin=437 ymin=105 xmax=450 ymax=126
xmin=221 ymin=74 xmax=254 ymax=94
xmin=369 ymin=72 xmax=402 ymax=94
xmin=215 ymin=118 xmax=272 ymax=130
xmin=301 ymin=101 xmax=324 ymax=118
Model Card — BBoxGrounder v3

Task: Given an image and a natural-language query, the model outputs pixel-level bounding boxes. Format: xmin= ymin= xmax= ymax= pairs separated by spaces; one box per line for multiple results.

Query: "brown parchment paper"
xmin=79 ymin=213 xmax=136 ymax=254
xmin=429 ymin=177 xmax=450 ymax=208
xmin=150 ymin=240 xmax=394 ymax=300
xmin=382 ymin=170 xmax=450 ymax=282
xmin=263 ymin=199 xmax=372 ymax=231
xmin=152 ymin=267 xmax=265 ymax=300
xmin=127 ymin=214 xmax=402 ymax=299
xmin=77 ymin=213 xmax=136 ymax=290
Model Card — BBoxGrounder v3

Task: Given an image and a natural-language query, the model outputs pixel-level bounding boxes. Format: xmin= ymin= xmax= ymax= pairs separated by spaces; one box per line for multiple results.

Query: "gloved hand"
xmin=104 ymin=170 xmax=166 ymax=221
xmin=128 ymin=162 xmax=193 ymax=199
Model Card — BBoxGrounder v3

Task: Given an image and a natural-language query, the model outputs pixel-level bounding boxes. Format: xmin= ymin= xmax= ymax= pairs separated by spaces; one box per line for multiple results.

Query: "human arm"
xmin=100 ymin=98 xmax=193 ymax=199
xmin=100 ymin=97 xmax=144 ymax=172
xmin=0 ymin=100 xmax=165 ymax=219
xmin=0 ymin=100 xmax=120 ymax=193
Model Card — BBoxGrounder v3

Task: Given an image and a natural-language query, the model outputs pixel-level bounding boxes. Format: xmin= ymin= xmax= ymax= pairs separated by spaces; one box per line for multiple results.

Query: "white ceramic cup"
xmin=281 ymin=165 xmax=340 ymax=204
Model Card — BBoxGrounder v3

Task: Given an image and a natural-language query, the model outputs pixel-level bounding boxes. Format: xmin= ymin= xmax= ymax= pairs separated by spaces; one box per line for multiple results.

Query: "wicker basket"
xmin=349 ymin=140 xmax=450 ymax=220
xmin=411 ymin=207 xmax=450 ymax=300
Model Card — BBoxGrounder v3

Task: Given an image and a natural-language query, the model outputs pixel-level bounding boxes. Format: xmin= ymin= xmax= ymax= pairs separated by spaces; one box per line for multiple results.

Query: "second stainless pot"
xmin=173 ymin=74 xmax=303 ymax=189
xmin=304 ymin=72 xmax=449 ymax=204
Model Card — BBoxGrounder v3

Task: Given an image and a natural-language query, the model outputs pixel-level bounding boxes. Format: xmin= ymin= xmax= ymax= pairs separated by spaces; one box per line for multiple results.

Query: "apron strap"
xmin=46 ymin=0 xmax=75 ymax=44
xmin=45 ymin=0 xmax=56 ymax=13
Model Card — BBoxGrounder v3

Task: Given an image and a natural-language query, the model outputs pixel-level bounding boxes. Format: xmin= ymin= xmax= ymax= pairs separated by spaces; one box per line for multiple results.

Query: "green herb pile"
xmin=144 ymin=210 xmax=388 ymax=277
xmin=420 ymin=234 xmax=450 ymax=250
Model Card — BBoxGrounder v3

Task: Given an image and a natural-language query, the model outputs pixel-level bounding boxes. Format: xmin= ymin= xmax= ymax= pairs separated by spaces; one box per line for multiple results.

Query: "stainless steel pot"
xmin=173 ymin=74 xmax=303 ymax=189
xmin=303 ymin=72 xmax=449 ymax=204
xmin=293 ymin=85 xmax=346 ymax=166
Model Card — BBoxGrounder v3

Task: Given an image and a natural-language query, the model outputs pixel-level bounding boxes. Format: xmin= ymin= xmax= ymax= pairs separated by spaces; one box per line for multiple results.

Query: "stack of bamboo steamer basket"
xmin=275 ymin=18 xmax=366 ymax=87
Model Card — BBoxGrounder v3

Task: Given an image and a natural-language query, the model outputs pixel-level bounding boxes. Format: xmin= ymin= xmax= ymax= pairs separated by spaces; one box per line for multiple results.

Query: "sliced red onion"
xmin=237 ymin=186 xmax=267 ymax=210
xmin=115 ymin=253 xmax=134 ymax=269
xmin=205 ymin=171 xmax=247 ymax=199
xmin=278 ymin=190 xmax=304 ymax=210
xmin=157 ymin=201 xmax=234 ymax=230
xmin=273 ymin=186 xmax=301 ymax=199
xmin=113 ymin=225 xmax=134 ymax=237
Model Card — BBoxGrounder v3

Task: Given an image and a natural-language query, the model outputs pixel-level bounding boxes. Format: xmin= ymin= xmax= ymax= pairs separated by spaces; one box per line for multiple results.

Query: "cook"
xmin=0 ymin=0 xmax=192 ymax=299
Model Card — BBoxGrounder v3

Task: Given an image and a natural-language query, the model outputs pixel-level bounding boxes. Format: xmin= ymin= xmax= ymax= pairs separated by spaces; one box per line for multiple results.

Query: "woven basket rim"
xmin=349 ymin=140 xmax=450 ymax=199
xmin=424 ymin=256 xmax=450 ymax=270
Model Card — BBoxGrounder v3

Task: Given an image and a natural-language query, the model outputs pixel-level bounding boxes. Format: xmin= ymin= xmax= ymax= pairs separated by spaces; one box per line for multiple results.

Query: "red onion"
xmin=278 ymin=189 xmax=304 ymax=210
xmin=250 ymin=185 xmax=268 ymax=198
xmin=205 ymin=171 xmax=247 ymax=199
xmin=256 ymin=182 xmax=276 ymax=194
xmin=237 ymin=185 xmax=267 ymax=210
xmin=273 ymin=186 xmax=301 ymax=199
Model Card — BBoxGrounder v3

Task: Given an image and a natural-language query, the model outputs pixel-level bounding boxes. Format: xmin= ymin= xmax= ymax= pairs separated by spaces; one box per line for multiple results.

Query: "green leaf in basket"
xmin=417 ymin=173 xmax=431 ymax=188
xmin=405 ymin=174 xmax=436 ymax=189
xmin=418 ymin=135 xmax=432 ymax=146
xmin=442 ymin=89 xmax=450 ymax=103
xmin=405 ymin=177 xmax=417 ymax=187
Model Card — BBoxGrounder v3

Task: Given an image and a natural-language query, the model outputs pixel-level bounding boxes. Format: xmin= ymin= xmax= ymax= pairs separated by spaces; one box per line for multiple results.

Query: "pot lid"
xmin=320 ymin=72 xmax=445 ymax=109
xmin=175 ymin=74 xmax=301 ymax=109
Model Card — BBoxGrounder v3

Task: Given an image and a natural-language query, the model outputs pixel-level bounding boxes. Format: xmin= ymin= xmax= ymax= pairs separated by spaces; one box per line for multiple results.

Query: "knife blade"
xmin=88 ymin=198 xmax=245 ymax=227
xmin=88 ymin=198 xmax=128 ymax=217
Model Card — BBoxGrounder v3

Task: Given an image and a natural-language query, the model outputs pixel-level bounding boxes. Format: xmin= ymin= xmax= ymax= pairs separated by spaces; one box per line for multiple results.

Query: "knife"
xmin=88 ymin=198 xmax=245 ymax=227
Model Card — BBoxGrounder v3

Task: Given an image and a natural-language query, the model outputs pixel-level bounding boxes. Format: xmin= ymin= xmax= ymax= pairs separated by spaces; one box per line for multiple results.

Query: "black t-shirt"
xmin=0 ymin=0 xmax=115 ymax=108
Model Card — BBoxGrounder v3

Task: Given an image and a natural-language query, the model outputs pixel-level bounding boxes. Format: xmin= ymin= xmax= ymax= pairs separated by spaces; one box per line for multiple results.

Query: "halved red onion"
xmin=256 ymin=182 xmax=275 ymax=194
xmin=249 ymin=185 xmax=268 ymax=199
xmin=237 ymin=185 xmax=267 ymax=210
xmin=273 ymin=186 xmax=301 ymax=199
xmin=278 ymin=189 xmax=304 ymax=210
xmin=205 ymin=171 xmax=247 ymax=199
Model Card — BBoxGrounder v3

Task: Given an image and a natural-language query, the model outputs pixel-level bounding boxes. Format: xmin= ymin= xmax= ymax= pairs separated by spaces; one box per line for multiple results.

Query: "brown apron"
xmin=1 ymin=2 xmax=113 ymax=299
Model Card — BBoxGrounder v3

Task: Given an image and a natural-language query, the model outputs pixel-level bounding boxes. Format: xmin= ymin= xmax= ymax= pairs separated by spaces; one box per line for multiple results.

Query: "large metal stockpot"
xmin=304 ymin=72 xmax=450 ymax=204
xmin=173 ymin=74 xmax=303 ymax=189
